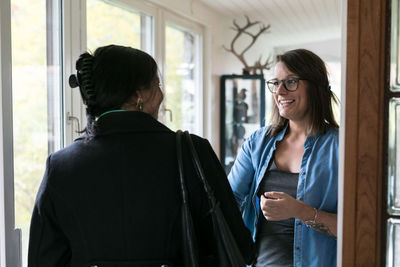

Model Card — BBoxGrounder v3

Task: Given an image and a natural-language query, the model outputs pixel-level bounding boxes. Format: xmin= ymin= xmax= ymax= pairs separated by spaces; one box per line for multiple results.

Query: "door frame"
xmin=340 ymin=0 xmax=388 ymax=265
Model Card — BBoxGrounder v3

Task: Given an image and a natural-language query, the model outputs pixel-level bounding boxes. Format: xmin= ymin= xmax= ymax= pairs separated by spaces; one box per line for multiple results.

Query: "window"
xmin=387 ymin=218 xmax=400 ymax=267
xmin=388 ymin=98 xmax=400 ymax=215
xmin=164 ymin=23 xmax=202 ymax=133
xmin=86 ymin=0 xmax=153 ymax=55
xmin=325 ymin=61 xmax=341 ymax=124
xmin=11 ymin=0 xmax=63 ymax=265
xmin=85 ymin=1 xmax=204 ymax=134
xmin=1 ymin=1 xmax=205 ymax=266
xmin=387 ymin=98 xmax=400 ymax=265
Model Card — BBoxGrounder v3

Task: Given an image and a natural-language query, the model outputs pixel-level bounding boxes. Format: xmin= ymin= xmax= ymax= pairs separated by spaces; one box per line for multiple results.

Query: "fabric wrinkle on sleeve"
xmin=228 ymin=133 xmax=256 ymax=209
xmin=28 ymin=155 xmax=71 ymax=267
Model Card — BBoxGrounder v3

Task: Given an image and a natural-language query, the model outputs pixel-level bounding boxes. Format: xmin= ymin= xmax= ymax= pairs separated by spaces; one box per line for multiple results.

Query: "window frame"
xmin=0 ymin=0 xmax=22 ymax=266
xmin=63 ymin=0 xmax=88 ymax=144
xmin=340 ymin=0 xmax=388 ymax=265
xmin=162 ymin=10 xmax=204 ymax=134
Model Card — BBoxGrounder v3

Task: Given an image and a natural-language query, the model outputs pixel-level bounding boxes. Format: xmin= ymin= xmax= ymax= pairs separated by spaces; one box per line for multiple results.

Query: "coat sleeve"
xmin=191 ymin=137 xmax=255 ymax=265
xmin=28 ymin=156 xmax=71 ymax=267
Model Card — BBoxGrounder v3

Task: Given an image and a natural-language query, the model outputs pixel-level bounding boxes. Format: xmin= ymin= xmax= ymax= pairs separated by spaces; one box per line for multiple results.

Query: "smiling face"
xmin=273 ymin=61 xmax=310 ymax=123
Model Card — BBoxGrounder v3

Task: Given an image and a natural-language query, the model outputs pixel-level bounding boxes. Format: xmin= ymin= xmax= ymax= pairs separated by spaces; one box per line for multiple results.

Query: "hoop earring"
xmin=136 ymin=97 xmax=143 ymax=111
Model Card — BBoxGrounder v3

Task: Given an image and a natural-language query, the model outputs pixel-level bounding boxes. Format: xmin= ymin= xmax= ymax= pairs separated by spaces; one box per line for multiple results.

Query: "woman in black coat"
xmin=27 ymin=45 xmax=254 ymax=267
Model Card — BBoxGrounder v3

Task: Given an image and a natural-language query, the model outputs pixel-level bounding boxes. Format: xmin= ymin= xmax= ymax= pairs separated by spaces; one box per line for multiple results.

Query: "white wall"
xmin=273 ymin=38 xmax=342 ymax=62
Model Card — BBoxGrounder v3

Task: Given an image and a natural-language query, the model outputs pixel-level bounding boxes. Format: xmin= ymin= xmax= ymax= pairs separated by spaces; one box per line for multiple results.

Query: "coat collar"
xmin=91 ymin=111 xmax=172 ymax=137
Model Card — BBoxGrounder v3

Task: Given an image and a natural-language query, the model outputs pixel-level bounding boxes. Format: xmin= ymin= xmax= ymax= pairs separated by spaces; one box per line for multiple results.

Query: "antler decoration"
xmin=223 ymin=15 xmax=272 ymax=75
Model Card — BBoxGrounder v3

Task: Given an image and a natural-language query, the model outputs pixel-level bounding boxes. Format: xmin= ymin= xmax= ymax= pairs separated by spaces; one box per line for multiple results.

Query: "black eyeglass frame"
xmin=266 ymin=77 xmax=307 ymax=93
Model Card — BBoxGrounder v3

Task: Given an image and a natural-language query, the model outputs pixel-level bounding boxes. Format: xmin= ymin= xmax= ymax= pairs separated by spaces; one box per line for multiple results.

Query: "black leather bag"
xmin=176 ymin=130 xmax=246 ymax=267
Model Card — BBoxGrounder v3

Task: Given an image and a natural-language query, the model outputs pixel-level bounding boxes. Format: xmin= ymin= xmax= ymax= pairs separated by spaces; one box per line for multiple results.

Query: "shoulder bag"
xmin=176 ymin=130 xmax=246 ymax=267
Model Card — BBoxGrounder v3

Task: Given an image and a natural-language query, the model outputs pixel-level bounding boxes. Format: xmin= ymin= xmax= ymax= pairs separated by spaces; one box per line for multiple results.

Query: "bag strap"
xmin=183 ymin=131 xmax=219 ymax=210
xmin=184 ymin=131 xmax=247 ymax=267
xmin=177 ymin=130 xmax=190 ymax=208
xmin=176 ymin=130 xmax=199 ymax=267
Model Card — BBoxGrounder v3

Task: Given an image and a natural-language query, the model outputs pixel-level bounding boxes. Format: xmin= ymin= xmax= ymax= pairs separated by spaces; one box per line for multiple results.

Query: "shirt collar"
xmin=273 ymin=124 xmax=318 ymax=149
xmin=304 ymin=134 xmax=317 ymax=148
xmin=276 ymin=124 xmax=288 ymax=141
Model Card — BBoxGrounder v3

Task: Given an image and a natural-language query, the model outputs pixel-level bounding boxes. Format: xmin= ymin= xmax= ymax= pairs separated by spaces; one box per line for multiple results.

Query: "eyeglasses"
xmin=266 ymin=77 xmax=306 ymax=93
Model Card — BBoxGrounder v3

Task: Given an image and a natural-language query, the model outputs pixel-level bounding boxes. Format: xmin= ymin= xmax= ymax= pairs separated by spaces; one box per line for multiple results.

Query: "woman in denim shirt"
xmin=228 ymin=49 xmax=339 ymax=267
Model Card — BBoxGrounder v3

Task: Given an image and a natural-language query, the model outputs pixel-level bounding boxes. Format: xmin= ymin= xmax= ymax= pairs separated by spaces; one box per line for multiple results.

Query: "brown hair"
xmin=267 ymin=49 xmax=339 ymax=136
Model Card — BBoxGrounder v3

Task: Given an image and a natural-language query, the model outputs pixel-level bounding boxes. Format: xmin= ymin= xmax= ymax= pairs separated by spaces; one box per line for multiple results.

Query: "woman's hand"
xmin=260 ymin=191 xmax=337 ymax=237
xmin=260 ymin=191 xmax=307 ymax=221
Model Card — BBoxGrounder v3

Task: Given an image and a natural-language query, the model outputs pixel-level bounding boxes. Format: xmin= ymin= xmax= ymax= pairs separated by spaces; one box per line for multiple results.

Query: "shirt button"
xmin=297 ymin=222 xmax=302 ymax=226
xmin=296 ymin=247 xmax=300 ymax=250
xmin=301 ymin=172 xmax=306 ymax=175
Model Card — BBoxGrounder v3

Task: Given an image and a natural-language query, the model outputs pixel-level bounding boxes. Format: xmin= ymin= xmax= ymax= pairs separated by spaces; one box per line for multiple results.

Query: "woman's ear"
xmin=134 ymin=90 xmax=144 ymax=111
xmin=135 ymin=90 xmax=143 ymax=100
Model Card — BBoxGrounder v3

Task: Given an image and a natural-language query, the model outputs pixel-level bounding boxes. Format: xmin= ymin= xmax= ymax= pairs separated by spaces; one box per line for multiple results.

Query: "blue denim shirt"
xmin=228 ymin=125 xmax=338 ymax=267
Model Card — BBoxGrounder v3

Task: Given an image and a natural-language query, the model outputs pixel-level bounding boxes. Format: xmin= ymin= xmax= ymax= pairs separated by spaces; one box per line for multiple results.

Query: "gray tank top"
xmin=254 ymin=160 xmax=299 ymax=267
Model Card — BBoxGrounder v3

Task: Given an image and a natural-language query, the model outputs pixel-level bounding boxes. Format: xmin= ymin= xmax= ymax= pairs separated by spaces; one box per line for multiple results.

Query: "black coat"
xmin=28 ymin=111 xmax=254 ymax=267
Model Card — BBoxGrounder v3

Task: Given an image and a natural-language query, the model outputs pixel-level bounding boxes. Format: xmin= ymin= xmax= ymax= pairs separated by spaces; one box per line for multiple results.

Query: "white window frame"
xmin=63 ymin=0 xmax=87 ymax=144
xmin=162 ymin=10 xmax=204 ymax=135
xmin=0 ymin=0 xmax=22 ymax=266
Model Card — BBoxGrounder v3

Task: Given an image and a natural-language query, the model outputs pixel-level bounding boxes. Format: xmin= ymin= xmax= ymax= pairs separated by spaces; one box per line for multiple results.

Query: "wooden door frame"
xmin=341 ymin=0 xmax=388 ymax=265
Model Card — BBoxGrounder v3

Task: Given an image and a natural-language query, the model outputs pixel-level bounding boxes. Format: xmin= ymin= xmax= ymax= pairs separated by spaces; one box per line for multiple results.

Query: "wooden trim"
xmin=342 ymin=0 xmax=387 ymax=265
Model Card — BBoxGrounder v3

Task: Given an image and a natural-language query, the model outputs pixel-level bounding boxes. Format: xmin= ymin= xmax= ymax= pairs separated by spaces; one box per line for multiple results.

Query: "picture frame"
xmin=220 ymin=74 xmax=266 ymax=174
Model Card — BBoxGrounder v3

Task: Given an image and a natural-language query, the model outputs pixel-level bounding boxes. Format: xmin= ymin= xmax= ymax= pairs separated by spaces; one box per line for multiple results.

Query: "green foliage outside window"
xmin=165 ymin=25 xmax=184 ymax=131
xmin=11 ymin=0 xmax=48 ymax=263
xmin=87 ymin=0 xmax=141 ymax=51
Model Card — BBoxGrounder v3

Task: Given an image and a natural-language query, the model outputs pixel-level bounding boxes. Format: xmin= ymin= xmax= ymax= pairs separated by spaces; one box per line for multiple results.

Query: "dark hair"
xmin=267 ymin=49 xmax=339 ymax=136
xmin=69 ymin=45 xmax=158 ymax=138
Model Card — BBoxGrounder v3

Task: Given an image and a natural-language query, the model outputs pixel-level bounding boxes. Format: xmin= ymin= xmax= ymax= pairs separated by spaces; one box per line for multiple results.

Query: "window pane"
xmin=325 ymin=61 xmax=341 ymax=124
xmin=388 ymin=98 xmax=400 ymax=215
xmin=164 ymin=24 xmax=201 ymax=133
xmin=390 ymin=0 xmax=400 ymax=91
xmin=11 ymin=0 xmax=63 ymax=265
xmin=87 ymin=0 xmax=153 ymax=54
xmin=387 ymin=219 xmax=400 ymax=267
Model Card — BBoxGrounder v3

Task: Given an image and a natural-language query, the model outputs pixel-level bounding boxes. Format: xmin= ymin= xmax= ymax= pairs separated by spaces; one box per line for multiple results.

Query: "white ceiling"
xmin=197 ymin=0 xmax=342 ymax=47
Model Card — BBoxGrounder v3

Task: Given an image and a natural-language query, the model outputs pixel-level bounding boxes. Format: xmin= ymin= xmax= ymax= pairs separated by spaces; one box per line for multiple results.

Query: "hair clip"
xmin=69 ymin=74 xmax=80 ymax=88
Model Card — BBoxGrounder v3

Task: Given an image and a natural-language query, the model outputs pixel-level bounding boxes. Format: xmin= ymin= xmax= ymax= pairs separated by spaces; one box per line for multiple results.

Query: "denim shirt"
xmin=228 ymin=125 xmax=338 ymax=267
